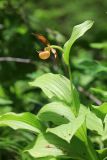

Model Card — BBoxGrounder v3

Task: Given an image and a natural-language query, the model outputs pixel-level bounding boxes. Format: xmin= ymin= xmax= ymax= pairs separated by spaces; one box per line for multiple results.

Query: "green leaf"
xmin=97 ymin=148 xmax=107 ymax=159
xmin=27 ymin=132 xmax=97 ymax=160
xmin=86 ymin=111 xmax=103 ymax=135
xmin=91 ymin=103 xmax=107 ymax=119
xmin=75 ymin=60 xmax=107 ymax=75
xmin=90 ymin=42 xmax=107 ymax=49
xmin=0 ymin=98 xmax=13 ymax=105
xmin=102 ymin=114 xmax=107 ymax=140
xmin=75 ymin=122 xmax=87 ymax=143
xmin=79 ymin=105 xmax=103 ymax=135
xmin=47 ymin=114 xmax=85 ymax=143
xmin=38 ymin=102 xmax=75 ymax=125
xmin=29 ymin=73 xmax=72 ymax=105
xmin=63 ymin=20 xmax=94 ymax=65
xmin=91 ymin=88 xmax=107 ymax=98
xmin=26 ymin=133 xmax=66 ymax=158
xmin=0 ymin=112 xmax=45 ymax=133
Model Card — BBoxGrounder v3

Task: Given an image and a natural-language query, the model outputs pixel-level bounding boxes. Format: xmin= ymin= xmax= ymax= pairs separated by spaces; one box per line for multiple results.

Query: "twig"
xmin=0 ymin=57 xmax=34 ymax=64
xmin=78 ymin=86 xmax=102 ymax=105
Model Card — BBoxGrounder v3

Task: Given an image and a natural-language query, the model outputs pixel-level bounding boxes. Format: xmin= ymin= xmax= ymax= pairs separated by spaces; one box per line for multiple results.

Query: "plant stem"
xmin=50 ymin=45 xmax=64 ymax=52
xmin=51 ymin=45 xmax=78 ymax=115
xmin=86 ymin=138 xmax=99 ymax=160
xmin=68 ymin=63 xmax=77 ymax=115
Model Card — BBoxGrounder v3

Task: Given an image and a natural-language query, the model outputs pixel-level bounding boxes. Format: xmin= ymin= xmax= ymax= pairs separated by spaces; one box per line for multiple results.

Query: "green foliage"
xmin=38 ymin=101 xmax=75 ymax=125
xmin=74 ymin=60 xmax=107 ymax=75
xmin=0 ymin=112 xmax=45 ymax=133
xmin=0 ymin=21 xmax=107 ymax=160
xmin=0 ymin=1 xmax=107 ymax=159
xmin=29 ymin=73 xmax=72 ymax=105
xmin=63 ymin=20 xmax=94 ymax=65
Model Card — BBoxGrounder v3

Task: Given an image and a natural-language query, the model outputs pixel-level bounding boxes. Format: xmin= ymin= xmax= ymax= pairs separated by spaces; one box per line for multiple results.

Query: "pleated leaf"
xmin=26 ymin=133 xmax=66 ymax=158
xmin=63 ymin=20 xmax=94 ymax=65
xmin=92 ymin=102 xmax=107 ymax=119
xmin=47 ymin=114 xmax=85 ymax=142
xmin=79 ymin=105 xmax=103 ymax=135
xmin=0 ymin=112 xmax=45 ymax=133
xmin=38 ymin=101 xmax=75 ymax=125
xmin=29 ymin=73 xmax=71 ymax=105
xmin=27 ymin=132 xmax=97 ymax=160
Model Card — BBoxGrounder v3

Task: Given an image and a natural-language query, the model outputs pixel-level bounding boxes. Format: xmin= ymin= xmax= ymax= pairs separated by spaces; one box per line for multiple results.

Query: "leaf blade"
xmin=29 ymin=73 xmax=72 ymax=105
xmin=0 ymin=112 xmax=45 ymax=133
xmin=63 ymin=20 xmax=94 ymax=65
xmin=38 ymin=101 xmax=75 ymax=125
xmin=47 ymin=114 xmax=85 ymax=142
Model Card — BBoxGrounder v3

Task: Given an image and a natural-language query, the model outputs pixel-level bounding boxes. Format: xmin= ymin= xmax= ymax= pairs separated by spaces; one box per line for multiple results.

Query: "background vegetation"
xmin=0 ymin=0 xmax=107 ymax=159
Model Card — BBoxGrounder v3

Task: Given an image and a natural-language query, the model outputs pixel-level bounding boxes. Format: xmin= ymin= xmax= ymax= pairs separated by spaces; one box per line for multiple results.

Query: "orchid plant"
xmin=0 ymin=20 xmax=107 ymax=160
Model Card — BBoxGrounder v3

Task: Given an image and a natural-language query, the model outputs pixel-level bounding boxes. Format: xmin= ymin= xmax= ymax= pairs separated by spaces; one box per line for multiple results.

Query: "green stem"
xmin=51 ymin=45 xmax=78 ymax=115
xmin=68 ymin=63 xmax=77 ymax=115
xmin=50 ymin=45 xmax=64 ymax=52
xmin=87 ymin=137 xmax=100 ymax=160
